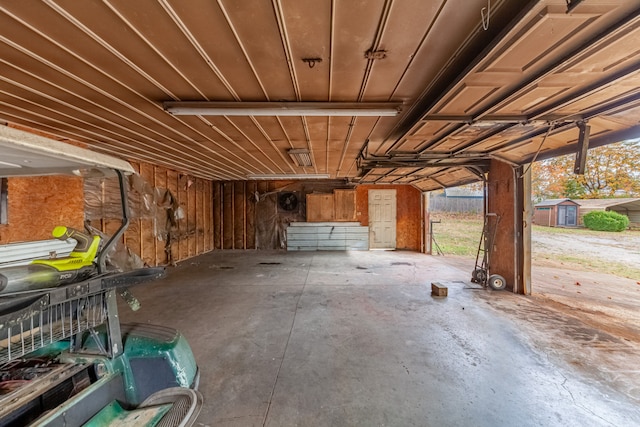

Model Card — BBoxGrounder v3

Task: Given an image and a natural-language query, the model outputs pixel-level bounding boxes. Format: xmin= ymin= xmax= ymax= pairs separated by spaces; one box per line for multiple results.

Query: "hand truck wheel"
xmin=488 ymin=274 xmax=507 ymax=291
xmin=471 ymin=268 xmax=487 ymax=283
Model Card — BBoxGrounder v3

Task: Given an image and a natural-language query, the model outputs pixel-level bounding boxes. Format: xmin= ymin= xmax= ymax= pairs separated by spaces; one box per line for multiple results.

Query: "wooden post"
xmin=424 ymin=192 xmax=431 ymax=254
xmin=487 ymin=159 xmax=530 ymax=295
xmin=522 ymin=165 xmax=532 ymax=295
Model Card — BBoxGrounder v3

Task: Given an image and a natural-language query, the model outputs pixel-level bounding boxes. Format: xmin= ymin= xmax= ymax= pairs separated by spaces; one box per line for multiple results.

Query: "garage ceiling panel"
xmin=328 ymin=0 xmax=387 ymax=100
xmin=0 ymin=0 xmax=638 ymax=186
xmin=434 ymin=84 xmax=500 ymax=115
xmin=481 ymin=7 xmax=599 ymax=74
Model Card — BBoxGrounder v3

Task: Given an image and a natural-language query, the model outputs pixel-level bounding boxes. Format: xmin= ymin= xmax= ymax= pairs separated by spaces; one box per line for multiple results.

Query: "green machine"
xmin=0 ymin=126 xmax=202 ymax=426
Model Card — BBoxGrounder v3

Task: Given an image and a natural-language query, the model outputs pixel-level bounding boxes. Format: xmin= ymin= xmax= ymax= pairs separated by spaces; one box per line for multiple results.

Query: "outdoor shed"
xmin=575 ymin=198 xmax=640 ymax=227
xmin=533 ymin=199 xmax=580 ymax=227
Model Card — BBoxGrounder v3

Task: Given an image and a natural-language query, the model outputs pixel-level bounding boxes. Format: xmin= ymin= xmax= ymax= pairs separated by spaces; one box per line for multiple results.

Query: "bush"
xmin=582 ymin=210 xmax=629 ymax=232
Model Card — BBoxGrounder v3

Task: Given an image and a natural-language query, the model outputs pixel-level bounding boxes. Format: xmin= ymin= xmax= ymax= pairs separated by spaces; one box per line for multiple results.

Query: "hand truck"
xmin=471 ymin=213 xmax=507 ymax=290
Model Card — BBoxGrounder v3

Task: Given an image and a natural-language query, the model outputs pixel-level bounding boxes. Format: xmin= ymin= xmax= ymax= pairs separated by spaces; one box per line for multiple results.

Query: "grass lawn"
xmin=429 ymin=212 xmax=640 ymax=279
xmin=429 ymin=213 xmax=483 ymax=257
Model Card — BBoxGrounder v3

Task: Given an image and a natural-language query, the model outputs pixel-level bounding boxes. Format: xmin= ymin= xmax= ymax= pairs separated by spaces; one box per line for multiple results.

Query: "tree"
xmin=532 ymin=140 xmax=640 ymax=200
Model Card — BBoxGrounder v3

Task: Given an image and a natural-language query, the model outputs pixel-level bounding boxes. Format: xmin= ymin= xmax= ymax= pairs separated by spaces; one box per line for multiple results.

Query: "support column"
xmin=522 ymin=165 xmax=532 ymax=295
xmin=423 ymin=192 xmax=431 ymax=254
xmin=487 ymin=159 xmax=531 ymax=294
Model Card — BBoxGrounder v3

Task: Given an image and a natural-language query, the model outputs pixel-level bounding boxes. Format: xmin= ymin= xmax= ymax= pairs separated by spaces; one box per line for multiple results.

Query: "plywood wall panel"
xmin=307 ymin=193 xmax=334 ymax=222
xmin=0 ymin=176 xmax=85 ymax=244
xmin=0 ymin=159 xmax=213 ymax=266
xmin=210 ymin=180 xmax=367 ymax=250
xmin=334 ymin=189 xmax=357 ymax=221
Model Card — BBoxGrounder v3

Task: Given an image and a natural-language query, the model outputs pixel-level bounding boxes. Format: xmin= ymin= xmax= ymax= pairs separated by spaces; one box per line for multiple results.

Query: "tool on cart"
xmin=471 ymin=213 xmax=507 ymax=290
xmin=0 ymin=226 xmax=101 ymax=295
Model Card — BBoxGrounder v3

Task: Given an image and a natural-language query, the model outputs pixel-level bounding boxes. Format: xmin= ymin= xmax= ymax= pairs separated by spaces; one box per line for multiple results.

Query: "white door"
xmin=368 ymin=189 xmax=396 ymax=249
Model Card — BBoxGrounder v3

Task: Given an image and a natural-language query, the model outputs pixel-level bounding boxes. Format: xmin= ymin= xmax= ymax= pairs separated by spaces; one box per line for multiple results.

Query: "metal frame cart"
xmin=471 ymin=213 xmax=507 ymax=291
xmin=0 ymin=269 xmax=203 ymax=426
xmin=0 ymin=126 xmax=202 ymax=426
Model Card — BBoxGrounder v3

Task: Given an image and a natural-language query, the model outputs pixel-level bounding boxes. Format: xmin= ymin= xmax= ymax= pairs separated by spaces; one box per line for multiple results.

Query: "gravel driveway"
xmin=532 ymin=230 xmax=640 ymax=267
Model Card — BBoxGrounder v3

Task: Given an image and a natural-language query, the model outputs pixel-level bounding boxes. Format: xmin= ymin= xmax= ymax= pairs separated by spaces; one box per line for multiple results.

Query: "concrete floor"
xmin=119 ymin=250 xmax=640 ymax=427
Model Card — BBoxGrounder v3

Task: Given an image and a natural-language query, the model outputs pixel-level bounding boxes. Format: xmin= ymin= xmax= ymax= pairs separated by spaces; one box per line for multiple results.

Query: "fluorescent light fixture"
xmin=288 ymin=148 xmax=312 ymax=167
xmin=164 ymin=101 xmax=402 ymax=117
xmin=247 ymin=174 xmax=330 ymax=180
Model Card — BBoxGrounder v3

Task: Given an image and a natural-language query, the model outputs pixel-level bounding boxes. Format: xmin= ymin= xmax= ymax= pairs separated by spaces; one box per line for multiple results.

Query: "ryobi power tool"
xmin=0 ymin=226 xmax=101 ymax=295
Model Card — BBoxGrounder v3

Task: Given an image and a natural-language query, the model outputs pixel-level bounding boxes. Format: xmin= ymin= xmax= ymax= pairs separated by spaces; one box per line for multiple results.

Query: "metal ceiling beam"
xmin=381 ymin=0 xmax=535 ymax=145
xmin=385 ymin=2 xmax=640 ymax=163
xmin=421 ymin=115 xmax=529 ymax=123
xmin=464 ymin=166 xmax=487 ymax=181
xmin=522 ymin=124 xmax=640 ymax=164
xmin=414 ymin=122 xmax=466 ymax=153
xmin=528 ymin=62 xmax=640 ymax=122
xmin=435 ymin=64 xmax=640 ymax=161
xmin=480 ymin=121 xmax=575 ymax=157
xmin=474 ymin=8 xmax=640 ymax=121
xmin=484 ymin=92 xmax=640 ymax=158
xmin=359 ymin=159 xmax=490 ymax=169
xmin=555 ymin=90 xmax=640 ymax=123
xmin=432 ymin=123 xmax=518 ymax=155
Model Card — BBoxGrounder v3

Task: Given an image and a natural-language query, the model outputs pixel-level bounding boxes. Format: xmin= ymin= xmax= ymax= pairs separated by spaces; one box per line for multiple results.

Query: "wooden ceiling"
xmin=1 ymin=0 xmax=639 ymax=191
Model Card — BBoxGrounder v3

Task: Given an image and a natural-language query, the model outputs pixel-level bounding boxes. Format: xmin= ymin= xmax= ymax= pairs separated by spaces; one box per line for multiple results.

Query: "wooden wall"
xmin=306 ymin=189 xmax=357 ymax=222
xmin=119 ymin=162 xmax=213 ymax=266
xmin=214 ymin=181 xmax=298 ymax=250
xmin=213 ymin=181 xmax=259 ymax=250
xmin=0 ymin=162 xmax=213 ymax=267
xmin=487 ymin=159 xmax=516 ymax=291
xmin=211 ymin=181 xmax=422 ymax=252
xmin=0 ymin=176 xmax=85 ymax=244
xmin=212 ymin=180 xmax=356 ymax=250
xmin=2 ymin=174 xmax=425 ymax=256
xmin=356 ymin=185 xmax=423 ymax=251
